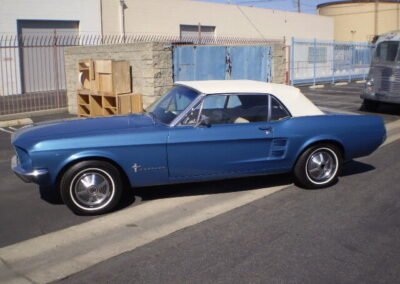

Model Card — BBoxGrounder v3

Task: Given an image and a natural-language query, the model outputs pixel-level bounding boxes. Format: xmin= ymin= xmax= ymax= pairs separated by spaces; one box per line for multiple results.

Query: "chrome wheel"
xmin=70 ymin=168 xmax=115 ymax=211
xmin=305 ymin=148 xmax=338 ymax=185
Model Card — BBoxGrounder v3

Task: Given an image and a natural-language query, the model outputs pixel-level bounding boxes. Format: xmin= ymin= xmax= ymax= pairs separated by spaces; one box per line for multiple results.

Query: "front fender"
xmin=49 ymin=150 xmax=126 ymax=188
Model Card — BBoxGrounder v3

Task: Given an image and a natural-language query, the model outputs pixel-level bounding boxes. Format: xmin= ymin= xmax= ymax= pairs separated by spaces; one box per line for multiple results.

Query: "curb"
xmin=334 ymin=82 xmax=348 ymax=86
xmin=0 ymin=118 xmax=33 ymax=128
xmin=309 ymin=84 xmax=325 ymax=89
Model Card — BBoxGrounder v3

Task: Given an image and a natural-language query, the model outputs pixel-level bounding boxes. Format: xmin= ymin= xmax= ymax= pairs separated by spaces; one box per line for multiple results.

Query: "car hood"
xmin=12 ymin=114 xmax=156 ymax=148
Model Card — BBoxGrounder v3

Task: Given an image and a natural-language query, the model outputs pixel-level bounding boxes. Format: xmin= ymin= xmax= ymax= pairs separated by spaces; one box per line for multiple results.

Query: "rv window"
xmin=375 ymin=41 xmax=399 ymax=62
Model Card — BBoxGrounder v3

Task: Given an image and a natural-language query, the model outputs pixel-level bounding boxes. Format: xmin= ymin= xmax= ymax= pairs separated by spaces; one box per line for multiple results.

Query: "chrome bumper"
xmin=11 ymin=155 xmax=48 ymax=183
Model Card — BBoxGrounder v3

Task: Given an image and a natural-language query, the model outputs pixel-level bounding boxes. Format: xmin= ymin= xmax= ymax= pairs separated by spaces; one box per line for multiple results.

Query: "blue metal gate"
xmin=173 ymin=45 xmax=272 ymax=82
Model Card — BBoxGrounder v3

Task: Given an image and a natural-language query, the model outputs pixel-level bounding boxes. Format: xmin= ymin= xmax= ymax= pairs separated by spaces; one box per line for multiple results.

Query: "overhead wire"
xmin=234 ymin=4 xmax=267 ymax=39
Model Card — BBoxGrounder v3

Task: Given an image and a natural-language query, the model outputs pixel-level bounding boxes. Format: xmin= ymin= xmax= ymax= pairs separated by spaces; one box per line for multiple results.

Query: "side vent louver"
xmin=272 ymin=139 xmax=287 ymax=147
xmin=270 ymin=139 xmax=288 ymax=159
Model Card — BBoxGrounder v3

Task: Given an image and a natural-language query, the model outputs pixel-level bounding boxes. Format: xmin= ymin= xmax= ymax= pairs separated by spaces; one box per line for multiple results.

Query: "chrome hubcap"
xmin=306 ymin=149 xmax=337 ymax=184
xmin=74 ymin=172 xmax=112 ymax=208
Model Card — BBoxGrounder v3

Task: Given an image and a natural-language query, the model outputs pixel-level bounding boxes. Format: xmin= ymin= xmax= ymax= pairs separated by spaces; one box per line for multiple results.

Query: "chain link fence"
xmin=290 ymin=38 xmax=374 ymax=86
xmin=0 ymin=33 xmax=281 ymax=118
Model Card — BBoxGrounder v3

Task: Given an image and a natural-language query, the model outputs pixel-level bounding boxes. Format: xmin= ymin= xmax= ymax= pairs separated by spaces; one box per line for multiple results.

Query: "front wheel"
xmin=294 ymin=144 xmax=342 ymax=189
xmin=60 ymin=160 xmax=123 ymax=215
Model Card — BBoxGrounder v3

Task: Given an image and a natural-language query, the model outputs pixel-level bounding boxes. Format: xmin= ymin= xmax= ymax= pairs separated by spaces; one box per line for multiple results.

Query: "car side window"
xmin=233 ymin=95 xmax=269 ymax=123
xmin=181 ymin=94 xmax=270 ymax=125
xmin=180 ymin=95 xmax=229 ymax=125
xmin=270 ymin=96 xmax=291 ymax=121
xmin=203 ymin=95 xmax=227 ymax=110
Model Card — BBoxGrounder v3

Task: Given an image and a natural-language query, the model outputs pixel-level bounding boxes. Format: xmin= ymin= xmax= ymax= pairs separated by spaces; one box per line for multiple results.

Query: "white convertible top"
xmin=175 ymin=80 xmax=324 ymax=117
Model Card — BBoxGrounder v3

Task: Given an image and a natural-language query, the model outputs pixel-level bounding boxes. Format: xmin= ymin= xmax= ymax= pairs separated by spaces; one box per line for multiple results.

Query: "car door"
xmin=167 ymin=93 xmax=284 ymax=181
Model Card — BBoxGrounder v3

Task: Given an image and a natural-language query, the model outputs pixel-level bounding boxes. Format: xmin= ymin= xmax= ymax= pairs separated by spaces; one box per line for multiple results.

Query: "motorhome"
xmin=362 ymin=31 xmax=400 ymax=111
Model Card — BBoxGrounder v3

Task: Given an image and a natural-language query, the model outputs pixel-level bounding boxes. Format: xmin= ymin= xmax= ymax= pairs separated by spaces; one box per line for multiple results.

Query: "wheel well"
xmin=55 ymin=157 xmax=131 ymax=192
xmin=293 ymin=140 xmax=345 ymax=170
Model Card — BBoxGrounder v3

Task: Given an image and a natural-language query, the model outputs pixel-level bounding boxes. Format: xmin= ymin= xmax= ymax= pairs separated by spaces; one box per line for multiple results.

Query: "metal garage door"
xmin=18 ymin=20 xmax=79 ymax=93
xmin=173 ymin=45 xmax=272 ymax=82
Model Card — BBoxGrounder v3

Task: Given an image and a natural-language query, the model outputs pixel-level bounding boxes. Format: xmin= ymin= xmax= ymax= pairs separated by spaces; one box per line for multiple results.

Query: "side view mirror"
xmin=196 ymin=115 xmax=211 ymax=128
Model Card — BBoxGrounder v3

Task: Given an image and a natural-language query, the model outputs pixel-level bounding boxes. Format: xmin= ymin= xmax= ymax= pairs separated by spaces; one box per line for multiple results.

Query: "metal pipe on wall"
xmin=374 ymin=0 xmax=379 ymax=36
xmin=119 ymin=0 xmax=127 ymax=42
xmin=397 ymin=0 xmax=399 ymax=30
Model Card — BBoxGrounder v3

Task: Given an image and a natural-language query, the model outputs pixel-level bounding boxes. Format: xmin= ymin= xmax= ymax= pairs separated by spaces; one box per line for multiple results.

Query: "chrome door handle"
xmin=259 ymin=126 xmax=272 ymax=134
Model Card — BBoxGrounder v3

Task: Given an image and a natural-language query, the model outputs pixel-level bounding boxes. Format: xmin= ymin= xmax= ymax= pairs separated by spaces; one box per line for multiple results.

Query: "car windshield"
xmin=146 ymin=85 xmax=199 ymax=124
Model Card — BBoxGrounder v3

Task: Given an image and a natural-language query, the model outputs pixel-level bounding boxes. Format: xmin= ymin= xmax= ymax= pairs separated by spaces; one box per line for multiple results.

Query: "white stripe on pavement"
xmin=319 ymin=107 xmax=359 ymax=115
xmin=0 ymin=128 xmax=14 ymax=134
xmin=385 ymin=119 xmax=400 ymax=132
xmin=382 ymin=132 xmax=400 ymax=147
xmin=0 ymin=185 xmax=288 ymax=284
xmin=381 ymin=119 xmax=400 ymax=148
xmin=0 ymin=118 xmax=32 ymax=128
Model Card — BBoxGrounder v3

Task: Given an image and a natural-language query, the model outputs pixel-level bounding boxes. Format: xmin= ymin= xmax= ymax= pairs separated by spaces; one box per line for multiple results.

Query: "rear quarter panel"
xmin=273 ymin=114 xmax=386 ymax=169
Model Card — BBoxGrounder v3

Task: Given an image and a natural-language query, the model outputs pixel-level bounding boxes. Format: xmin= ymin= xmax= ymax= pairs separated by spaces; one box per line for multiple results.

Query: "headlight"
xmin=366 ymin=78 xmax=374 ymax=87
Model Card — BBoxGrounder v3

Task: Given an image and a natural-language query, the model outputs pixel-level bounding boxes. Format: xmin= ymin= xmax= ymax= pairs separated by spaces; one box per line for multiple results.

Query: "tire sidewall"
xmin=294 ymin=144 xmax=342 ymax=189
xmin=60 ymin=160 xmax=123 ymax=215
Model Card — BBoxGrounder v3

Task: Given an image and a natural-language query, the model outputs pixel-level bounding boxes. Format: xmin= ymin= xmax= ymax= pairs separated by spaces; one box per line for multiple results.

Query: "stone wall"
xmin=64 ymin=42 xmax=173 ymax=114
xmin=270 ymin=42 xmax=287 ymax=85
xmin=65 ymin=41 xmax=287 ymax=114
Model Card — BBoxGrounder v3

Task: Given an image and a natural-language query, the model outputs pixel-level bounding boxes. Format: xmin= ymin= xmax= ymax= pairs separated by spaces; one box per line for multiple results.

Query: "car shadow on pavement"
xmin=134 ymin=173 xmax=293 ymax=202
xmin=341 ymin=160 xmax=375 ymax=177
xmin=38 ymin=161 xmax=374 ymax=212
xmin=39 ymin=186 xmax=63 ymax=205
xmin=39 ymin=174 xmax=292 ymax=211
xmin=359 ymin=103 xmax=400 ymax=116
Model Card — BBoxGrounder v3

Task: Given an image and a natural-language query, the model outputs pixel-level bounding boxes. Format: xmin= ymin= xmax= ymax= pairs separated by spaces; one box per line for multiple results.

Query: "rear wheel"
xmin=294 ymin=144 xmax=342 ymax=189
xmin=60 ymin=160 xmax=123 ymax=215
xmin=362 ymin=99 xmax=380 ymax=112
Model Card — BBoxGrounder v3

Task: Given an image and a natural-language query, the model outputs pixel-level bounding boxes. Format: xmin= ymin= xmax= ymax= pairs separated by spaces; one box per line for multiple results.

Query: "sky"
xmin=198 ymin=0 xmax=346 ymax=14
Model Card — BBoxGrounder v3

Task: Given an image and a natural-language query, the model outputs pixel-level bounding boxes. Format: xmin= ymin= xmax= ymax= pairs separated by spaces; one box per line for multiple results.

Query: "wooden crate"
xmin=90 ymin=94 xmax=103 ymax=117
xmin=117 ymin=93 xmax=143 ymax=115
xmin=95 ymin=60 xmax=131 ymax=95
xmin=77 ymin=93 xmax=120 ymax=117
xmin=77 ymin=91 xmax=90 ymax=117
xmin=77 ymin=59 xmax=133 ymax=117
xmin=78 ymin=59 xmax=96 ymax=92
xmin=103 ymin=96 xmax=117 ymax=116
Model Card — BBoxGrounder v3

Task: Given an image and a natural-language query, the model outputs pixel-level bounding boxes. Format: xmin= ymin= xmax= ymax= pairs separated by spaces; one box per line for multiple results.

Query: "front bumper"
xmin=11 ymin=155 xmax=48 ymax=183
xmin=361 ymin=92 xmax=400 ymax=104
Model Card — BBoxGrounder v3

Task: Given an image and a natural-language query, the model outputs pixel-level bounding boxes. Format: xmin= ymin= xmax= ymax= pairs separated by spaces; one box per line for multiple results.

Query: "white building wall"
xmin=102 ymin=0 xmax=334 ymax=42
xmin=0 ymin=0 xmax=101 ymax=34
xmin=0 ymin=0 xmax=102 ymax=96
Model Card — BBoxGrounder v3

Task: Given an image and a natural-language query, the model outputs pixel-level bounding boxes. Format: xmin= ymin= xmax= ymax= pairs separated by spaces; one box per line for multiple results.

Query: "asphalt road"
xmin=0 ymin=112 xmax=94 ymax=248
xmin=0 ymin=82 xmax=399 ymax=283
xmin=300 ymin=83 xmax=400 ymax=122
xmin=60 ymin=140 xmax=400 ymax=284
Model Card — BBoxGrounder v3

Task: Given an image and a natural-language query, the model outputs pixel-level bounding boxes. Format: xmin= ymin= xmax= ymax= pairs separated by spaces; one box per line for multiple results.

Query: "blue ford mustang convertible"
xmin=11 ymin=80 xmax=386 ymax=215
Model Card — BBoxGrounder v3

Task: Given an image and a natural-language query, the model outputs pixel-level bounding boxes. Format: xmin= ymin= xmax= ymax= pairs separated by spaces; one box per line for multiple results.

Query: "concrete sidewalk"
xmin=0 ymin=111 xmax=75 ymax=128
